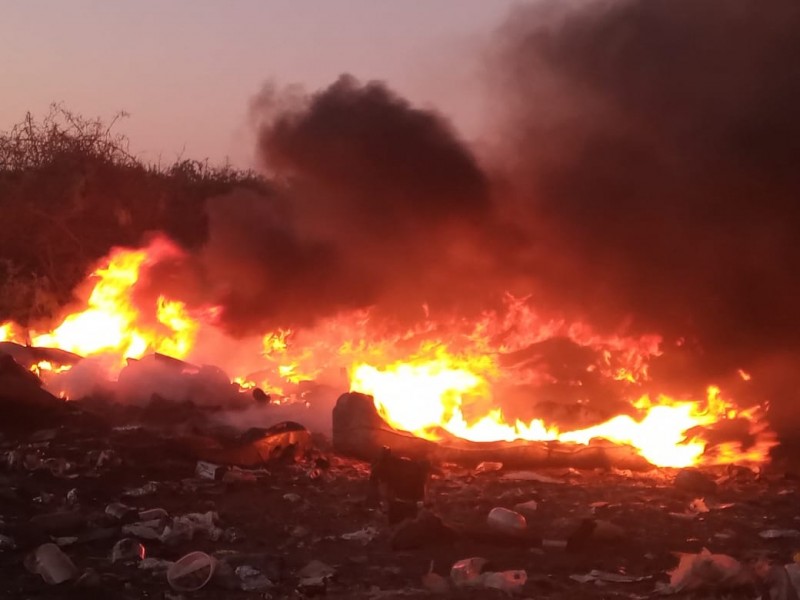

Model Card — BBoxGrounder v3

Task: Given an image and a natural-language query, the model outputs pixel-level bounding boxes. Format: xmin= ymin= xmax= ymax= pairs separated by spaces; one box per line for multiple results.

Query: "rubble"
xmin=0 ymin=395 xmax=796 ymax=599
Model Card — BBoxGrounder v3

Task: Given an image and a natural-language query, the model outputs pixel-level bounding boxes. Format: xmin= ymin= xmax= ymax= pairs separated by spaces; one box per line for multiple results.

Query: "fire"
xmin=0 ymin=237 xmax=777 ymax=469
xmin=351 ymin=355 xmax=775 ymax=468
xmin=1 ymin=237 xmax=212 ymax=372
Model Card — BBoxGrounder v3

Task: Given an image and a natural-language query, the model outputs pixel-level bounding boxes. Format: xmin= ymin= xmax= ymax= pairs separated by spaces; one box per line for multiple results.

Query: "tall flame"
xmin=16 ymin=237 xmax=207 ymax=364
xmin=0 ymin=238 xmax=777 ymax=468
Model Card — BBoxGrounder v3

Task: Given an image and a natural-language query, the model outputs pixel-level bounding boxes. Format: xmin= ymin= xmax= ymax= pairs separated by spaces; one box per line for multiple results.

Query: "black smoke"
xmin=146 ymin=1 xmax=800 ymax=435
xmin=157 ymin=74 xmax=498 ymax=335
xmin=488 ymin=0 xmax=800 ymax=434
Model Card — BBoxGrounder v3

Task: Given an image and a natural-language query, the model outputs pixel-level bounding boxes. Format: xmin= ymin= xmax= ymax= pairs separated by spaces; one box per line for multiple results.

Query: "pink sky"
xmin=1 ymin=1 xmax=517 ymax=167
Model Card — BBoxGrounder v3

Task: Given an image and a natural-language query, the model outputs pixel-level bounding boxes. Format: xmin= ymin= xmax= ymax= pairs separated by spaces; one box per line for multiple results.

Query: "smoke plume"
xmin=144 ymin=0 xmax=800 ymax=433
xmin=486 ymin=0 xmax=800 ymax=434
xmin=161 ymin=74 xmax=497 ymax=335
xmin=489 ymin=0 xmax=800 ymax=358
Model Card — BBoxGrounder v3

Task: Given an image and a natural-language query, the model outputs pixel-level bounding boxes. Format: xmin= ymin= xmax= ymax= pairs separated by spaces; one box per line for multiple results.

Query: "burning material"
xmin=0 ymin=232 xmax=778 ymax=469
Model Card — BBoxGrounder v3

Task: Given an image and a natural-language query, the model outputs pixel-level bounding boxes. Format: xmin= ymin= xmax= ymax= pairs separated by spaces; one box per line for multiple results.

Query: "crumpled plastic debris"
xmin=195 ymin=460 xmax=225 ymax=480
xmin=450 ymin=557 xmax=488 ymax=587
xmin=123 ymin=481 xmax=158 ymax=497
xmin=24 ymin=543 xmax=79 ymax=584
xmin=487 ymin=507 xmax=527 ymax=535
xmin=341 ymin=526 xmax=379 ymax=544
xmin=0 ymin=534 xmax=16 ymax=551
xmin=65 ymin=488 xmax=79 ymax=506
xmin=138 ymin=507 xmax=169 ymax=521
xmin=111 ymin=538 xmax=146 ymax=563
xmin=450 ymin=558 xmax=526 ymax=593
xmin=658 ymin=548 xmax=750 ymax=594
xmin=235 ymin=565 xmax=274 ymax=591
xmin=160 ymin=511 xmax=222 ymax=545
xmin=139 ymin=557 xmax=174 ymax=571
xmin=567 ymin=518 xmax=625 ymax=552
xmin=760 ymin=529 xmax=800 ymax=539
xmin=481 ymin=570 xmax=527 ymax=594
xmin=167 ymin=551 xmax=217 ymax=592
xmin=105 ymin=502 xmax=137 ymax=520
xmin=474 ymin=461 xmax=503 ymax=474
xmin=500 ymin=470 xmax=563 ymax=484
xmin=571 ymin=570 xmax=650 ymax=584
xmin=514 ymin=499 xmax=539 ymax=515
xmin=122 ymin=520 xmax=164 ymax=540
xmin=422 ymin=571 xmax=450 ymax=593
xmin=297 ymin=559 xmax=336 ymax=590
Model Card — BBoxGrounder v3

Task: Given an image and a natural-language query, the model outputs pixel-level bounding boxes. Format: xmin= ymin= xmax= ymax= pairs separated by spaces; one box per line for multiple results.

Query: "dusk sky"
xmin=1 ymin=1 xmax=518 ymax=167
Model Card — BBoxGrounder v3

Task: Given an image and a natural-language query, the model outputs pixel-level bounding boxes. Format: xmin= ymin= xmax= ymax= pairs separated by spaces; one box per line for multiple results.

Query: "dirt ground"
xmin=1 ymin=397 xmax=799 ymax=600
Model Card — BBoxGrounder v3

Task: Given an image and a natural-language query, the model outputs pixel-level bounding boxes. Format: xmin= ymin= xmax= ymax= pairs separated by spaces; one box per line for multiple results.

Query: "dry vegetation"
xmin=0 ymin=105 xmax=268 ymax=326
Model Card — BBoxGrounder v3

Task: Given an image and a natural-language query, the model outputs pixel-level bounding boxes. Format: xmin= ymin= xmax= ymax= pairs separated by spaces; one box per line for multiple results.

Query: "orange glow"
xmin=351 ymin=354 xmax=775 ymax=468
xmin=0 ymin=238 xmax=777 ymax=469
xmin=3 ymin=237 xmax=213 ymax=372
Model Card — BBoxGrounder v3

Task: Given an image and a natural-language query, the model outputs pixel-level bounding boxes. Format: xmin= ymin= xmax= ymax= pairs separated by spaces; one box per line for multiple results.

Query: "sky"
xmin=1 ymin=0 xmax=518 ymax=167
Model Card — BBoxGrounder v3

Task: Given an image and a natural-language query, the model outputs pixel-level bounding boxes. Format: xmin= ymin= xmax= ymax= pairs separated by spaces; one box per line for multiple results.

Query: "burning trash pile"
xmin=0 ymin=234 xmax=793 ymax=599
xmin=3 ymin=0 xmax=800 ymax=596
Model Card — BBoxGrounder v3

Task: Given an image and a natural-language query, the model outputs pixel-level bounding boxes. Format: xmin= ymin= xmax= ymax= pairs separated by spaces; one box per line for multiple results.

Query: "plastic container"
xmin=450 ymin=557 xmax=488 ymax=586
xmin=167 ymin=551 xmax=217 ymax=591
xmin=28 ymin=543 xmax=78 ymax=584
xmin=487 ymin=507 xmax=527 ymax=534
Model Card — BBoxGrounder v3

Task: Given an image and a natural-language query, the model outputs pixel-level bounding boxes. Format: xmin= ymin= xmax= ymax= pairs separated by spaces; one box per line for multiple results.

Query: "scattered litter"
xmin=111 ymin=538 xmax=146 ymax=563
xmin=105 ymin=502 xmax=137 ymax=520
xmin=571 ymin=570 xmax=650 ymax=584
xmin=139 ymin=557 xmax=174 ymax=571
xmin=542 ymin=539 xmax=568 ymax=550
xmin=514 ymin=499 xmax=539 ymax=514
xmin=501 ymin=471 xmax=563 ymax=484
xmin=195 ymin=460 xmax=226 ymax=480
xmin=235 ymin=565 xmax=274 ymax=591
xmin=297 ymin=559 xmax=336 ymax=591
xmin=0 ymin=534 xmax=16 ymax=550
xmin=487 ymin=507 xmax=527 ymax=535
xmin=689 ymin=498 xmax=710 ymax=513
xmin=167 ymin=551 xmax=217 ymax=592
xmin=659 ymin=548 xmax=750 ymax=593
xmin=122 ymin=521 xmax=164 ymax=540
xmin=139 ymin=507 xmax=169 ymax=521
xmin=474 ymin=461 xmax=503 ymax=474
xmin=760 ymin=529 xmax=800 ymax=539
xmin=25 ymin=543 xmax=79 ymax=585
xmin=482 ymin=570 xmax=527 ymax=594
xmin=422 ymin=571 xmax=450 ymax=593
xmin=160 ymin=511 xmax=222 ymax=545
xmin=341 ymin=526 xmax=379 ymax=544
xmin=450 ymin=557 xmax=488 ymax=586
xmin=123 ymin=481 xmax=158 ymax=497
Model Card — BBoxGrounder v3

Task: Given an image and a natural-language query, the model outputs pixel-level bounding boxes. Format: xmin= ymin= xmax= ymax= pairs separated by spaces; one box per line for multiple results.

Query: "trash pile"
xmin=0 ymin=356 xmax=799 ymax=598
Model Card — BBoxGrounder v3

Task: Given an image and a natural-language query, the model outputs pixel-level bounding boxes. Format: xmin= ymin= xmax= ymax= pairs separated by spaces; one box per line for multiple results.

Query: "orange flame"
xmin=0 ymin=238 xmax=777 ymax=468
xmin=351 ymin=352 xmax=775 ymax=468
